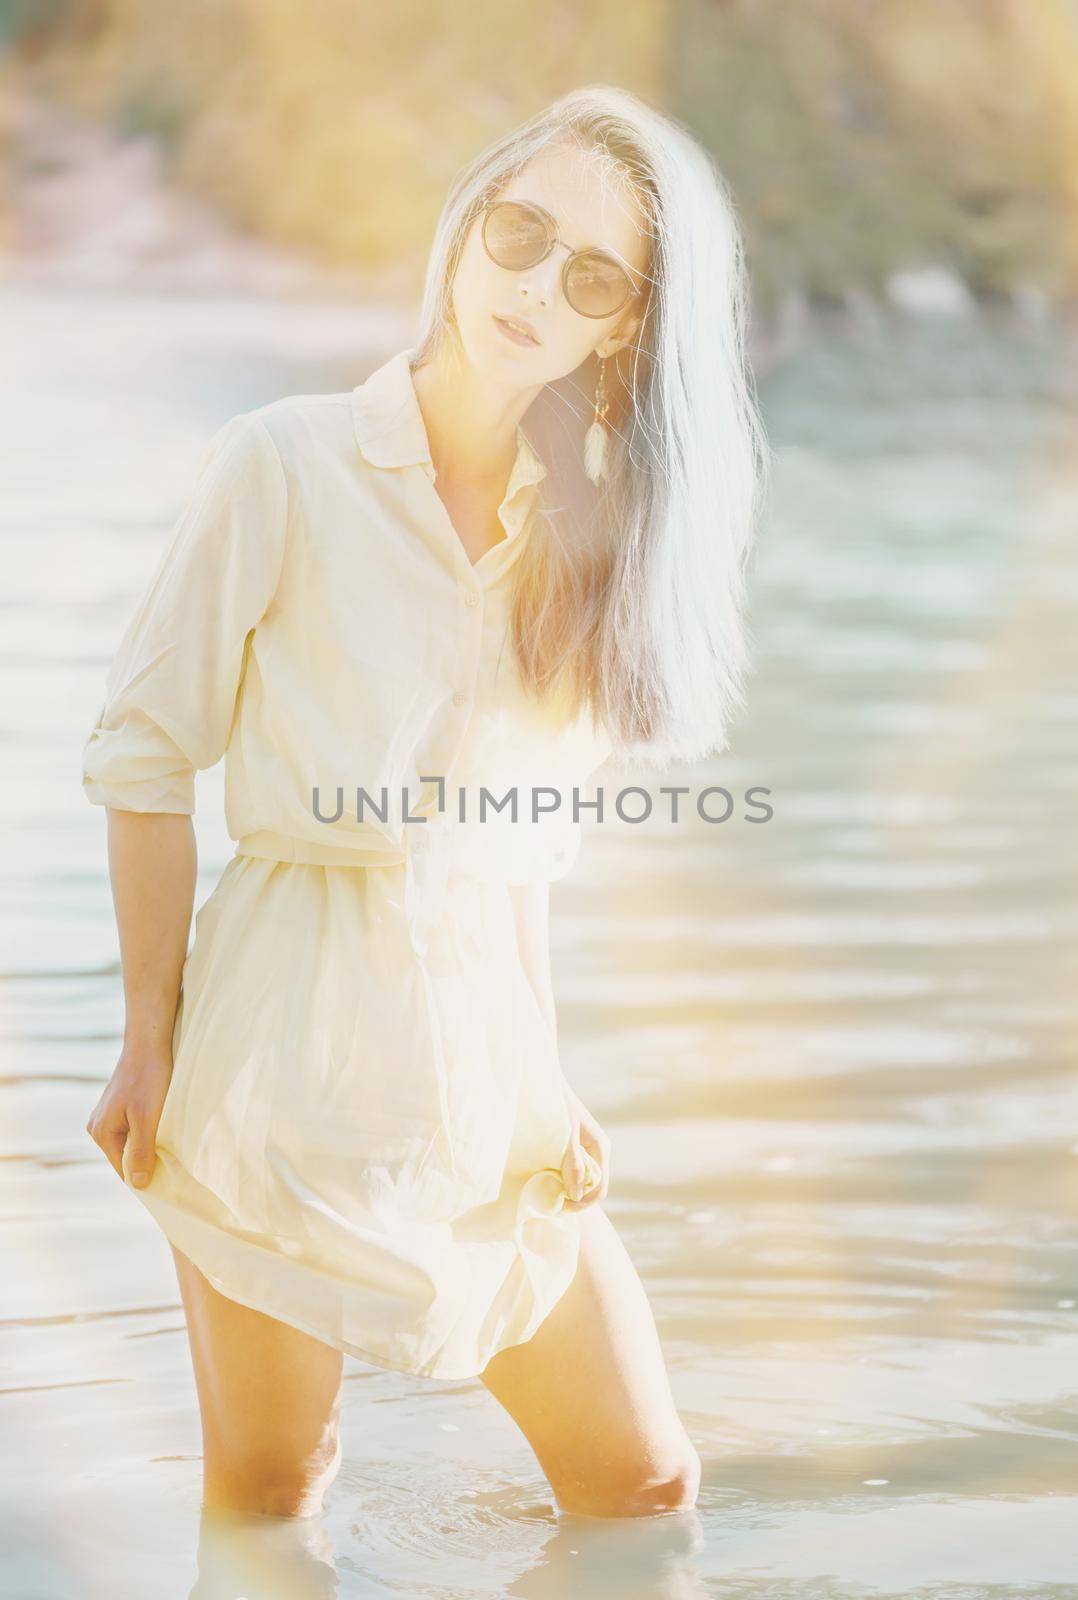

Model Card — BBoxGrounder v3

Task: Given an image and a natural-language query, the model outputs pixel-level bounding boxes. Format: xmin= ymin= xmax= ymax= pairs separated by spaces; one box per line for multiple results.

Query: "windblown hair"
xmin=411 ymin=84 xmax=769 ymax=771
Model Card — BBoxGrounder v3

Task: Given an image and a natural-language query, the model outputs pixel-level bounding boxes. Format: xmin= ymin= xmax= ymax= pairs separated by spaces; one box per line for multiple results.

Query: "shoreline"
xmin=3 ymin=87 xmax=1071 ymax=387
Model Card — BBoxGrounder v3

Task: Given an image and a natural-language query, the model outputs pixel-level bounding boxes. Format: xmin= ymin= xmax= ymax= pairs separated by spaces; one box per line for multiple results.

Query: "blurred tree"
xmin=9 ymin=0 xmax=1078 ymax=304
xmin=13 ymin=0 xmax=666 ymax=298
xmin=672 ymin=0 xmax=1078 ymax=307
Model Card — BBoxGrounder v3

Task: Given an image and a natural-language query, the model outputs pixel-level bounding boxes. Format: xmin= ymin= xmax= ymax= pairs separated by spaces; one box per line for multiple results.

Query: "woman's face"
xmin=450 ymin=141 xmax=651 ymax=388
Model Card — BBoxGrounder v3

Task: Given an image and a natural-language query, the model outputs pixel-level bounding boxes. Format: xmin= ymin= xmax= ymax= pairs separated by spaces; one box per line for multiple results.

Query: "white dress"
xmin=81 ymin=347 xmax=612 ymax=1380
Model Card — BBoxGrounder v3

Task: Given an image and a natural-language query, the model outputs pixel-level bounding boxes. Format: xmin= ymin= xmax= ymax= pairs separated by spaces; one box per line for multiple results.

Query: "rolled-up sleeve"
xmin=81 ymin=411 xmax=289 ymax=814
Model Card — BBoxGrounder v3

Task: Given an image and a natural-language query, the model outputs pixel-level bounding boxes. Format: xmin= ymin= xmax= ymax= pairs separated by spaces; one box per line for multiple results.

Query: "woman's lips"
xmin=493 ymin=314 xmax=539 ymax=347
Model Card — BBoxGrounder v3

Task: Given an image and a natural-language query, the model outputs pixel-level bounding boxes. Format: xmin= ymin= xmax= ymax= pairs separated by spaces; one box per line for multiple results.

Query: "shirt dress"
xmin=81 ymin=346 xmax=613 ymax=1381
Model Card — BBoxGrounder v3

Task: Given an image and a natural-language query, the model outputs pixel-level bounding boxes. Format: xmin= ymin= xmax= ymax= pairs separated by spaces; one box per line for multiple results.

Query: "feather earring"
xmin=583 ymin=355 xmax=610 ymax=485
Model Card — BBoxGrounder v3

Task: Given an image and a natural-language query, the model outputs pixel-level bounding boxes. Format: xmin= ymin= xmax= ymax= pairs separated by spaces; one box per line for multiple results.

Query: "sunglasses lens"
xmin=483 ymin=202 xmax=549 ymax=268
xmin=483 ymin=202 xmax=635 ymax=317
xmin=565 ymin=252 xmax=632 ymax=318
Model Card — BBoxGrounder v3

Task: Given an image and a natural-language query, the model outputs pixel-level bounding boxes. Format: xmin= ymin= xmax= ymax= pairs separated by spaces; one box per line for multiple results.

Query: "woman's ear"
xmin=595 ymin=307 xmax=643 ymax=362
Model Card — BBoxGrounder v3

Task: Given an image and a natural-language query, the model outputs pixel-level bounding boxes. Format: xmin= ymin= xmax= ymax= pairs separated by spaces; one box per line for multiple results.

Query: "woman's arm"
xmin=82 ymin=411 xmax=289 ymax=1185
xmin=81 ymin=412 xmax=289 ymax=815
xmin=86 ymin=809 xmax=197 ymax=1187
xmin=109 ymin=809 xmax=196 ymax=1050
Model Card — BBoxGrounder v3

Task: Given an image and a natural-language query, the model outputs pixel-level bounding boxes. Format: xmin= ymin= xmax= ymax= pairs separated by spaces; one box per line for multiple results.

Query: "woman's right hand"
xmin=86 ymin=1047 xmax=173 ymax=1188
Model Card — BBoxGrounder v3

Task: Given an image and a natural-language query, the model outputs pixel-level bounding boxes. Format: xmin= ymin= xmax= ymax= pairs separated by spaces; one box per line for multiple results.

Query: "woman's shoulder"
xmin=240 ymin=390 xmax=359 ymax=476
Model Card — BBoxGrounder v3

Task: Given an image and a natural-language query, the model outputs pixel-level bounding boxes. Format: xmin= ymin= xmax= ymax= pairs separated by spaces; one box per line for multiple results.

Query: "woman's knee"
xmin=204 ymin=1422 xmax=343 ymax=1519
xmin=553 ymin=1437 xmax=702 ymax=1520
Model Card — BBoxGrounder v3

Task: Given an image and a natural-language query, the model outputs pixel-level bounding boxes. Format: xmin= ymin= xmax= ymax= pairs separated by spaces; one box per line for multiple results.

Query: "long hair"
xmin=411 ymin=84 xmax=769 ymax=771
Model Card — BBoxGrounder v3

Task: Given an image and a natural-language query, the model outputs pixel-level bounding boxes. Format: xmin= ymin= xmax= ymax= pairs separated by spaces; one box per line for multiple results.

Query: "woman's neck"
xmin=410 ymin=341 xmax=539 ymax=490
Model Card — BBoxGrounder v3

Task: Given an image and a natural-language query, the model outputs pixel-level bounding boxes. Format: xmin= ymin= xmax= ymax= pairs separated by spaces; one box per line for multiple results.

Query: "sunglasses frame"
xmin=480 ymin=198 xmax=644 ymax=320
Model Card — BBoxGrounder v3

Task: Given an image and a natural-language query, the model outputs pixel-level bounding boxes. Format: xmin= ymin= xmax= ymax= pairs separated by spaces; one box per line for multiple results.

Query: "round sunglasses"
xmin=481 ymin=198 xmax=645 ymax=320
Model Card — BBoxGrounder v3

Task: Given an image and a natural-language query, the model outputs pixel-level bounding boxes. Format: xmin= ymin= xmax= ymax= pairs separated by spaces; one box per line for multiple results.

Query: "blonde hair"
xmin=411 ymin=84 xmax=769 ymax=771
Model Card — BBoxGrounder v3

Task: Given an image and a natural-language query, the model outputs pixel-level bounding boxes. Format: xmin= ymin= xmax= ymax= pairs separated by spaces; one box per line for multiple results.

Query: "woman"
xmin=82 ymin=84 xmax=766 ymax=1523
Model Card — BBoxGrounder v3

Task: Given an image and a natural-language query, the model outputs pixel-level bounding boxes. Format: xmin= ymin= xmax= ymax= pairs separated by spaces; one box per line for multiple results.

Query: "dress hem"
xmin=123 ymin=1154 xmax=581 ymax=1383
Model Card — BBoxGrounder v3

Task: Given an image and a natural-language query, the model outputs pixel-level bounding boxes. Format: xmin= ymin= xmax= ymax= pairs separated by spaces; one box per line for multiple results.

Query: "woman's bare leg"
xmin=170 ymin=1244 xmax=344 ymax=1518
xmin=479 ymin=1205 xmax=701 ymax=1518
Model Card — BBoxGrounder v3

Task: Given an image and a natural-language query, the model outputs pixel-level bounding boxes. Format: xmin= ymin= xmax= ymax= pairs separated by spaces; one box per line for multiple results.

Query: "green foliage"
xmin=0 ymin=0 xmax=69 ymax=50
xmin=670 ymin=0 xmax=1078 ymax=307
xmin=114 ymin=80 xmax=189 ymax=166
xmin=16 ymin=0 xmax=1078 ymax=301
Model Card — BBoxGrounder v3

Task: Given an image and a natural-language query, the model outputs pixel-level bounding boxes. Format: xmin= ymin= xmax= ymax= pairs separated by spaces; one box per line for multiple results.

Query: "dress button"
xmin=464 ymin=590 xmax=479 ymax=607
xmin=452 ymin=691 xmax=467 ymax=708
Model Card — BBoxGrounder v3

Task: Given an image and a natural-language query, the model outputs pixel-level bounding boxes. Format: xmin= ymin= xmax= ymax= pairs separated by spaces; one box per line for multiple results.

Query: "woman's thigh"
xmin=479 ymin=1205 xmax=700 ymax=1518
xmin=169 ymin=1244 xmax=344 ymax=1517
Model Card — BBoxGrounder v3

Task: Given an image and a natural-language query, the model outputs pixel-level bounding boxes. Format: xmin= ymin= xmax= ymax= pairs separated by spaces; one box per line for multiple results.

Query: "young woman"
xmin=82 ymin=85 xmax=765 ymax=1523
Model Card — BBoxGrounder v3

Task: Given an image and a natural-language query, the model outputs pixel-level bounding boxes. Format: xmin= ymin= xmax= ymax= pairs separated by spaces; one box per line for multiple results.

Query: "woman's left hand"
xmin=559 ymin=1080 xmax=611 ymax=1211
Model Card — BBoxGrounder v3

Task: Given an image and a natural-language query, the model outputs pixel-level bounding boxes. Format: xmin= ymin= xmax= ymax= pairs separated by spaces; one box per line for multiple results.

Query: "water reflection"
xmin=190 ymin=1508 xmax=338 ymax=1600
xmin=187 ymin=1502 xmax=707 ymax=1600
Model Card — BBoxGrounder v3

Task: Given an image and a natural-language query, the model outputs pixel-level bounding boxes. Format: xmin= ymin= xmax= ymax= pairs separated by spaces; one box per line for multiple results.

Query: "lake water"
xmin=3 ymin=281 xmax=1077 ymax=1598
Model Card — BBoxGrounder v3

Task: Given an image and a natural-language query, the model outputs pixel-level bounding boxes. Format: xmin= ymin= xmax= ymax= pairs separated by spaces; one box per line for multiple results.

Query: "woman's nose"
xmin=517 ymin=257 xmax=560 ymax=308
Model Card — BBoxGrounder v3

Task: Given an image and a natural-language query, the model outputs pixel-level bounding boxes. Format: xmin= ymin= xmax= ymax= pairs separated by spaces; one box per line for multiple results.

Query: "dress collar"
xmin=350 ymin=347 xmax=548 ymax=539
